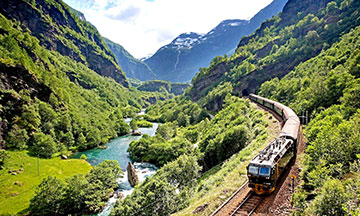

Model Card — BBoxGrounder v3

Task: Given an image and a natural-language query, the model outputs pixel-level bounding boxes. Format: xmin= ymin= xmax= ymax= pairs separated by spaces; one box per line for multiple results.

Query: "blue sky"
xmin=64 ymin=0 xmax=273 ymax=58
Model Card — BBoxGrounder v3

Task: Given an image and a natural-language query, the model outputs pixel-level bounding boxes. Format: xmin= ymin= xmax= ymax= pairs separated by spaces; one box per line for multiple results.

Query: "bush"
xmin=29 ymin=176 xmax=66 ymax=215
xmin=307 ymin=179 xmax=349 ymax=216
xmin=80 ymin=154 xmax=87 ymax=160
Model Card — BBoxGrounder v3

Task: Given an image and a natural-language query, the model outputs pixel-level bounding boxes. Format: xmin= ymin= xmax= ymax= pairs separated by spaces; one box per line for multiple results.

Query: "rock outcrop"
xmin=127 ymin=162 xmax=139 ymax=187
xmin=0 ymin=0 xmax=128 ymax=87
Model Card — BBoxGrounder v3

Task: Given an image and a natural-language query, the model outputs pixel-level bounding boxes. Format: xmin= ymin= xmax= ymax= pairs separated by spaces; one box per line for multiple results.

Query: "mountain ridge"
xmin=104 ymin=37 xmax=156 ymax=81
xmin=0 ymin=0 xmax=129 ymax=87
xmin=144 ymin=0 xmax=288 ymax=82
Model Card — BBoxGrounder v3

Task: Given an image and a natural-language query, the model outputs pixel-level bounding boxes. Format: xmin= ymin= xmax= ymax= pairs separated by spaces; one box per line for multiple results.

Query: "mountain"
xmin=188 ymin=0 xmax=360 ymax=110
xmin=0 ymin=0 xmax=128 ymax=87
xmin=144 ymin=0 xmax=289 ymax=82
xmin=104 ymin=38 xmax=156 ymax=81
xmin=0 ymin=0 xmax=167 ymax=155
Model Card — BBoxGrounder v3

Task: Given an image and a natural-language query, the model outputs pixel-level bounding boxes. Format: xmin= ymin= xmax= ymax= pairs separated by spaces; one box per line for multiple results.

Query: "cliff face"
xmin=0 ymin=63 xmax=58 ymax=147
xmin=0 ymin=0 xmax=128 ymax=87
xmin=104 ymin=38 xmax=155 ymax=81
xmin=144 ymin=0 xmax=288 ymax=83
xmin=188 ymin=0 xmax=360 ymax=105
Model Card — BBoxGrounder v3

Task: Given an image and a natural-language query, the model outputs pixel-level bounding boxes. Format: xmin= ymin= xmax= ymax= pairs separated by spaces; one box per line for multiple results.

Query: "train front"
xmin=247 ymin=163 xmax=275 ymax=194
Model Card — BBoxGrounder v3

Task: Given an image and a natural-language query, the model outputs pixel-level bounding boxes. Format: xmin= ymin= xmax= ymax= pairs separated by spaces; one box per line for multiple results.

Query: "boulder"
xmin=127 ymin=162 xmax=139 ymax=187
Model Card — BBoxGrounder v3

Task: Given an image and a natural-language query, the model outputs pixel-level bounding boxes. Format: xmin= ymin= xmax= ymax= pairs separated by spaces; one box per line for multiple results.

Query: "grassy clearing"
xmin=0 ymin=151 xmax=91 ymax=215
xmin=173 ymin=108 xmax=280 ymax=216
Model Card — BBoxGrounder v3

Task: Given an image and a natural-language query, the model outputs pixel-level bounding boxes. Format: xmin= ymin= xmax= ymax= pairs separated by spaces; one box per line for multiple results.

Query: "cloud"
xmin=106 ymin=5 xmax=141 ymax=22
xmin=64 ymin=0 xmax=273 ymax=58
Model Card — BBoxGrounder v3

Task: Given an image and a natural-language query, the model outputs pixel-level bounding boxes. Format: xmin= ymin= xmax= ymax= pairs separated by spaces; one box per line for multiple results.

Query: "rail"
xmin=210 ymin=181 xmax=249 ymax=216
xmin=230 ymin=191 xmax=264 ymax=216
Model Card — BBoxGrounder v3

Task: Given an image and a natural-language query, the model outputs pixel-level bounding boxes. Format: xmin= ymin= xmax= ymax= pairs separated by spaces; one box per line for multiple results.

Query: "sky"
xmin=63 ymin=0 xmax=273 ymax=59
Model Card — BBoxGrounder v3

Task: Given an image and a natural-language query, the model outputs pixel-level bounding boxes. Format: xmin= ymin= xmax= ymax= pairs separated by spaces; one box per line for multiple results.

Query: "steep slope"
xmin=144 ymin=0 xmax=288 ymax=82
xmin=188 ymin=0 xmax=360 ymax=108
xmin=257 ymin=23 xmax=360 ymax=216
xmin=0 ymin=0 xmax=164 ymax=156
xmin=0 ymin=0 xmax=128 ymax=87
xmin=104 ymin=38 xmax=156 ymax=81
xmin=137 ymin=80 xmax=190 ymax=96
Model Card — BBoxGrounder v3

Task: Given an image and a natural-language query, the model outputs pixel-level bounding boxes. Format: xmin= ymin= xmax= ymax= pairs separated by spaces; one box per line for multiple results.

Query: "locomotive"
xmin=247 ymin=94 xmax=300 ymax=194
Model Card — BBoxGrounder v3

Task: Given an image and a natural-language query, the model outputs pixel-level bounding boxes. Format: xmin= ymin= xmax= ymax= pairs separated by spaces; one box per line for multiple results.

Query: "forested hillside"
xmin=180 ymin=0 xmax=359 ymax=214
xmin=137 ymin=80 xmax=190 ymax=96
xmin=259 ymin=24 xmax=360 ymax=215
xmin=0 ymin=0 xmax=164 ymax=157
xmin=0 ymin=0 xmax=128 ymax=87
xmin=1 ymin=0 xmax=359 ymax=215
xmin=112 ymin=0 xmax=360 ymax=215
xmin=188 ymin=0 xmax=360 ymax=106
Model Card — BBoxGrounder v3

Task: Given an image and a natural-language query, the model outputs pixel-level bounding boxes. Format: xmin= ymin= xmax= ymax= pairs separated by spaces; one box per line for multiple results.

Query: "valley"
xmin=0 ymin=0 xmax=359 ymax=215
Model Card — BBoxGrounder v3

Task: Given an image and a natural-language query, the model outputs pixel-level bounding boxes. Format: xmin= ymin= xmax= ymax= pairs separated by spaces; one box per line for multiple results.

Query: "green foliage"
xmin=189 ymin=0 xmax=360 ymax=102
xmin=129 ymin=96 xmax=266 ymax=170
xmin=199 ymin=96 xmax=265 ymax=169
xmin=29 ymin=160 xmax=122 ymax=215
xmin=63 ymin=174 xmax=88 ymax=214
xmin=80 ymin=154 xmax=87 ymax=160
xmin=145 ymin=96 xmax=209 ymax=126
xmin=0 ymin=150 xmax=9 ymax=169
xmin=112 ymin=155 xmax=201 ymax=215
xmin=6 ymin=124 xmax=29 ymax=150
xmin=130 ymin=119 xmax=138 ymax=132
xmin=306 ymin=179 xmax=349 ymax=216
xmin=255 ymin=14 xmax=360 ymax=216
xmin=136 ymin=120 xmax=153 ymax=128
xmin=86 ymin=160 xmax=123 ymax=190
xmin=0 ymin=12 xmax=164 ymax=158
xmin=32 ymin=132 xmax=57 ymax=159
xmin=29 ymin=176 xmax=66 ymax=216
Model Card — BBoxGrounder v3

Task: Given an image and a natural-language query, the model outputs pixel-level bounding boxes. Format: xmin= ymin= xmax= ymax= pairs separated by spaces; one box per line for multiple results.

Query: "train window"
xmin=248 ymin=165 xmax=259 ymax=175
xmin=259 ymin=167 xmax=270 ymax=176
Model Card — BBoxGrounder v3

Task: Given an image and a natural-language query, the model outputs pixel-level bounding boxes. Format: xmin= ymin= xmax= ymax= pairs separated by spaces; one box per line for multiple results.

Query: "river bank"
xmin=71 ymin=111 xmax=159 ymax=215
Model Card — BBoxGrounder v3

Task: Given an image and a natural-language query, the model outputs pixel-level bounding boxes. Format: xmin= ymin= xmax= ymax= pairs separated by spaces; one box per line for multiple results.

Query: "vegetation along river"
xmin=71 ymin=111 xmax=159 ymax=215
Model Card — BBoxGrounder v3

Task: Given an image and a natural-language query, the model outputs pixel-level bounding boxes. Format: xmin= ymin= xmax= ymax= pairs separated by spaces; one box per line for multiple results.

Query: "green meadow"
xmin=0 ymin=151 xmax=91 ymax=215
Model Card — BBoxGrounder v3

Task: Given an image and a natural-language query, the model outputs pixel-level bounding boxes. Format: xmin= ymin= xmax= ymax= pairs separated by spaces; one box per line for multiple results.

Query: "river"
xmin=71 ymin=112 xmax=159 ymax=215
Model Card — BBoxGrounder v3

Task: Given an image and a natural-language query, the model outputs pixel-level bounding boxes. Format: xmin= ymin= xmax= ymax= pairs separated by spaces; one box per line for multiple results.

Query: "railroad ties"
xmin=230 ymin=191 xmax=263 ymax=216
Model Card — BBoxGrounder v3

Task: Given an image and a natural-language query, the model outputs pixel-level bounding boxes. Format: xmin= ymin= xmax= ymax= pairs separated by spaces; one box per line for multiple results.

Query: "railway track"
xmin=230 ymin=191 xmax=264 ymax=216
xmin=211 ymin=99 xmax=294 ymax=216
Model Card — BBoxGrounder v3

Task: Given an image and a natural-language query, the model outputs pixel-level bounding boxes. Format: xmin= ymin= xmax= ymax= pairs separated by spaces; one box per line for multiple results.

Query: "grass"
xmin=0 ymin=151 xmax=92 ymax=215
xmin=172 ymin=108 xmax=281 ymax=216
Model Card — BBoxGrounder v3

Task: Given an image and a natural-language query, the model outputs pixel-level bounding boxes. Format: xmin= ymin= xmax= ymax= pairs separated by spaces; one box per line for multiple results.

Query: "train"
xmin=247 ymin=94 xmax=300 ymax=195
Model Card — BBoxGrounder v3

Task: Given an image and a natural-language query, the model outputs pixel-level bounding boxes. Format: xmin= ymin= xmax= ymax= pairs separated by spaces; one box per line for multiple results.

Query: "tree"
xmin=84 ymin=180 xmax=109 ymax=213
xmin=0 ymin=150 xmax=9 ymax=169
xmin=307 ymin=179 xmax=349 ymax=216
xmin=61 ymin=131 xmax=75 ymax=147
xmin=32 ymin=132 xmax=57 ymax=158
xmin=130 ymin=119 xmax=138 ymax=133
xmin=6 ymin=124 xmax=29 ymax=150
xmin=77 ymin=132 xmax=87 ymax=150
xmin=115 ymin=119 xmax=130 ymax=136
xmin=86 ymin=160 xmax=122 ymax=190
xmin=63 ymin=174 xmax=88 ymax=215
xmin=29 ymin=176 xmax=65 ymax=215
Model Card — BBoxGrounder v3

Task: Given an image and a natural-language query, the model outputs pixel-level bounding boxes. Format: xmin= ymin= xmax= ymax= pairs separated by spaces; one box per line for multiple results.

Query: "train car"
xmin=248 ymin=94 xmax=300 ymax=194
